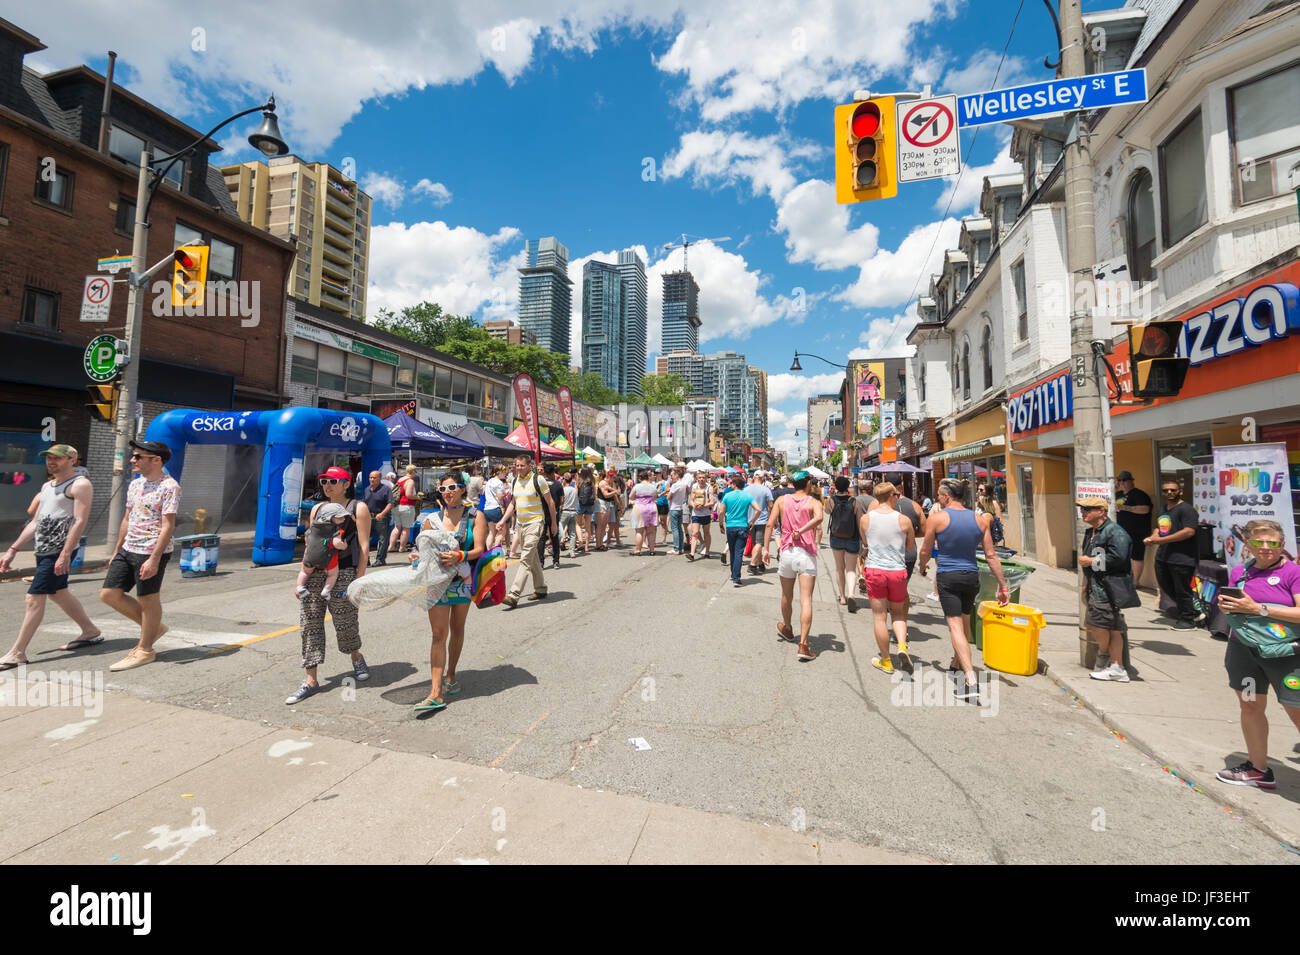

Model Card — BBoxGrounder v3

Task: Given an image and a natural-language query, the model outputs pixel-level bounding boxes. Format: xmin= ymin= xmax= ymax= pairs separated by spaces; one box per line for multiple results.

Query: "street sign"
xmin=80 ymin=275 xmax=113 ymax=323
xmin=83 ymin=334 xmax=119 ymax=382
xmin=897 ymin=95 xmax=961 ymax=182
xmin=957 ymin=68 xmax=1148 ymax=129
xmin=97 ymin=254 xmax=132 ymax=273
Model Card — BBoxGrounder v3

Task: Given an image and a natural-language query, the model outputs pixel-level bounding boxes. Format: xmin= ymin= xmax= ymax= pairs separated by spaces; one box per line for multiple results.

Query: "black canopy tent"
xmin=453 ymin=421 xmax=522 ymax=458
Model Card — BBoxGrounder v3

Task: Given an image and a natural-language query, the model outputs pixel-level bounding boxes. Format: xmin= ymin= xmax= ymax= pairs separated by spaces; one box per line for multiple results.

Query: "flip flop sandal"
xmin=414 ymin=697 xmax=447 ymax=712
xmin=58 ymin=635 xmax=104 ymax=652
xmin=443 ymin=679 xmax=460 ymax=694
xmin=0 ymin=660 xmax=25 ymax=672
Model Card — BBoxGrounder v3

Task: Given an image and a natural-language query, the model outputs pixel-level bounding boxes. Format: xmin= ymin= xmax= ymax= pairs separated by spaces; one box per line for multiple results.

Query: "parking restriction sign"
xmin=80 ymin=274 xmax=113 ymax=323
xmin=897 ymin=95 xmax=961 ymax=183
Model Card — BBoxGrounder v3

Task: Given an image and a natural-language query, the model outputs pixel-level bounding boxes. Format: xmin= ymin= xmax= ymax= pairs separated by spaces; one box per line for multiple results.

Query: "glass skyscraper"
xmin=582 ymin=261 xmax=628 ymax=395
xmin=518 ymin=237 xmax=573 ymax=356
xmin=661 ymin=270 xmax=700 ymax=355
xmin=617 ymin=250 xmax=647 ymax=397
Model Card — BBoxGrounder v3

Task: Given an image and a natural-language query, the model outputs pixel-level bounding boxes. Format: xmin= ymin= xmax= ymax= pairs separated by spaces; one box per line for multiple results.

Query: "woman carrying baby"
xmin=411 ymin=468 xmax=487 ymax=713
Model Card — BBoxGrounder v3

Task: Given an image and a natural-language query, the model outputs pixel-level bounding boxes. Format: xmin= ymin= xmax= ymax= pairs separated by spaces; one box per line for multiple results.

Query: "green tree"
xmin=372 ymin=302 xmax=477 ymax=349
xmin=639 ymin=373 xmax=689 ymax=405
xmin=560 ymin=370 xmax=626 ymax=405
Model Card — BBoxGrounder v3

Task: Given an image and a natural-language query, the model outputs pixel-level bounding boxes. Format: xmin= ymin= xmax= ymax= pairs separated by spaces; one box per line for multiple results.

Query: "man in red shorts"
xmin=859 ymin=482 xmax=915 ymax=675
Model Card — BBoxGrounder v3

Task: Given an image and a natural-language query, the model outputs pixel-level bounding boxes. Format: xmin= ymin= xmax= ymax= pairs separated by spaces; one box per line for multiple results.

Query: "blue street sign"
xmin=957 ymin=69 xmax=1148 ymax=129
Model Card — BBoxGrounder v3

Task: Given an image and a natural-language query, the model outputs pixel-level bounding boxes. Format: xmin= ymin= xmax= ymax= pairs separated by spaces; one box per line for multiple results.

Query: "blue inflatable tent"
xmin=144 ymin=407 xmax=391 ymax=566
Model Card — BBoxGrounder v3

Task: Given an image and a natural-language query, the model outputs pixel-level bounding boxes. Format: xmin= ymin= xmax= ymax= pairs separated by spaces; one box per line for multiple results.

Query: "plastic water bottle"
xmin=279 ymin=458 xmax=304 ymax=540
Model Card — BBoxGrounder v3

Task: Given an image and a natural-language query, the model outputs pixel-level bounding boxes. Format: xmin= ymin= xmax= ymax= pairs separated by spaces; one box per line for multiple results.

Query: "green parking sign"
xmin=84 ymin=334 xmax=119 ymax=382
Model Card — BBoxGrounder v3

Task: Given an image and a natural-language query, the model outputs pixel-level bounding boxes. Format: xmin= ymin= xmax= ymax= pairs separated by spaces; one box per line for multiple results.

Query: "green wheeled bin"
xmin=972 ymin=556 xmax=1035 ymax=649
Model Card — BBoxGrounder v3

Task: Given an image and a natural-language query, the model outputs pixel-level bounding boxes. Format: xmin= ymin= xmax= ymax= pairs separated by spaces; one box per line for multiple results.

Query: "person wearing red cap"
xmin=286 ymin=466 xmax=373 ymax=705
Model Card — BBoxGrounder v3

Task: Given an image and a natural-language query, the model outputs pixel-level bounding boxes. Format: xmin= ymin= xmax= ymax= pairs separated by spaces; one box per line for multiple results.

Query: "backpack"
xmin=828 ymin=494 xmax=859 ymax=539
xmin=578 ymin=483 xmax=595 ymax=506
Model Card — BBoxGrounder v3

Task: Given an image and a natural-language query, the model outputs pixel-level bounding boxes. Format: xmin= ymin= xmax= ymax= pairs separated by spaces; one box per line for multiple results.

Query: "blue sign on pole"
xmin=957 ymin=69 xmax=1148 ymax=129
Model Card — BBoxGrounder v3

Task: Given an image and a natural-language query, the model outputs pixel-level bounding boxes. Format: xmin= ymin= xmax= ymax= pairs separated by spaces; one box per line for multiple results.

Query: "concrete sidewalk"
xmin=0 ymin=531 xmax=258 ymax=584
xmin=0 ymin=688 xmax=926 ymax=866
xmin=1016 ymin=560 xmax=1300 ymax=851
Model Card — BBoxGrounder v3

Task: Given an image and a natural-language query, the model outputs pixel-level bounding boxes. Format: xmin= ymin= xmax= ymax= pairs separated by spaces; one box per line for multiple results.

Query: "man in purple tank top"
xmin=918 ymin=478 xmax=1009 ymax=704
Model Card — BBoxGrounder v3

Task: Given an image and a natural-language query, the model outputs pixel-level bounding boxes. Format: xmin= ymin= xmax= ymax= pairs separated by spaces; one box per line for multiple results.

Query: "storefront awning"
xmin=931 ymin=435 xmax=1005 ymax=462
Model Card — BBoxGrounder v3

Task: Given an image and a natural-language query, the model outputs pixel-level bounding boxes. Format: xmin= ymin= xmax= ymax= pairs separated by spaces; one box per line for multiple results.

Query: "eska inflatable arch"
xmin=144 ymin=408 xmax=391 ymax=565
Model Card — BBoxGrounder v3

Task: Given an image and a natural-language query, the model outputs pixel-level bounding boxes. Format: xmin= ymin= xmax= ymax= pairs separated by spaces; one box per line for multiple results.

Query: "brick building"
xmin=0 ymin=18 xmax=295 ymax=542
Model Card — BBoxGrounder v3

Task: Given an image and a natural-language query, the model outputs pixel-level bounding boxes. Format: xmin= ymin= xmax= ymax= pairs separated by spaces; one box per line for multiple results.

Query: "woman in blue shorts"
xmin=412 ymin=469 xmax=486 ymax=713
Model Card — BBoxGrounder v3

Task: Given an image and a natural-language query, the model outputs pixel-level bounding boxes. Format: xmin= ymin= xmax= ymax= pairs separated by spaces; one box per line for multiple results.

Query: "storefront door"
xmin=1018 ymin=463 xmax=1036 ymax=558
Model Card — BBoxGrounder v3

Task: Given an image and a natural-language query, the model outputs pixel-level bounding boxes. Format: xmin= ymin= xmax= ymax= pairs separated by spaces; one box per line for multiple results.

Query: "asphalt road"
xmin=4 ymin=531 xmax=1292 ymax=865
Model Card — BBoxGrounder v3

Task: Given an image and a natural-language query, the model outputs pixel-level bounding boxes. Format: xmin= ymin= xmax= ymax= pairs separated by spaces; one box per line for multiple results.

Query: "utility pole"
xmin=105 ymin=148 xmax=154 ymax=546
xmin=1060 ymin=0 xmax=1108 ymax=666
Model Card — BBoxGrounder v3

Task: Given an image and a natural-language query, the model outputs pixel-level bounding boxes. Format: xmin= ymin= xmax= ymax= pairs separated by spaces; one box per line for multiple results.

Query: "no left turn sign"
xmin=81 ymin=274 xmax=113 ymax=323
xmin=897 ymin=95 xmax=961 ymax=183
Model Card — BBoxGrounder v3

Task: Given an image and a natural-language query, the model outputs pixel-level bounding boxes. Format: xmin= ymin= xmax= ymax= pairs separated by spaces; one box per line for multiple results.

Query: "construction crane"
xmin=661 ymin=233 xmax=731 ymax=272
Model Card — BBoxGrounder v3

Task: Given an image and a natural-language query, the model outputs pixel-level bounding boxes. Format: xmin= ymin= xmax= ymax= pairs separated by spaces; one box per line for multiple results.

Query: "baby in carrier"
xmin=296 ymin=502 xmax=348 ymax=599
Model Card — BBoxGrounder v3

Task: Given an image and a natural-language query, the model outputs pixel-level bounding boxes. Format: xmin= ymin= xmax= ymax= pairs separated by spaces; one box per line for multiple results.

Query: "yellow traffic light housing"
xmin=171 ymin=245 xmax=209 ymax=308
xmin=1127 ymin=321 xmax=1190 ymax=399
xmin=85 ymin=381 xmax=119 ymax=423
xmin=835 ymin=97 xmax=898 ymax=203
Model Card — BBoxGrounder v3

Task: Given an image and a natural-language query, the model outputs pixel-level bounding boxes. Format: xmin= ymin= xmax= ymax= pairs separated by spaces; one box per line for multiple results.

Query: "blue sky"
xmin=28 ymin=0 xmax=1110 ymax=460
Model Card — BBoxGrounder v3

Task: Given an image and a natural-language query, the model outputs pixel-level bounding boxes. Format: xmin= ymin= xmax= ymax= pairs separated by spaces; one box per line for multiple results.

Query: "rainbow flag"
xmin=321 ymin=277 xmax=350 ymax=295
xmin=471 ymin=546 xmax=506 ymax=607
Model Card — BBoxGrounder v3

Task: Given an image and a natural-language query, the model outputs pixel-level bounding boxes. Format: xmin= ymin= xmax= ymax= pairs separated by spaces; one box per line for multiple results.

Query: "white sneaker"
xmin=1090 ymin=663 xmax=1130 ymax=683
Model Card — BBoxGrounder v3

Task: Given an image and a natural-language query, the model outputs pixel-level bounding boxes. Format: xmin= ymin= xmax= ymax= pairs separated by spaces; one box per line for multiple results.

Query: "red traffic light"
xmin=1133 ymin=323 xmax=1178 ymax=358
xmin=851 ymin=102 xmax=881 ymax=140
xmin=174 ymin=249 xmax=196 ymax=270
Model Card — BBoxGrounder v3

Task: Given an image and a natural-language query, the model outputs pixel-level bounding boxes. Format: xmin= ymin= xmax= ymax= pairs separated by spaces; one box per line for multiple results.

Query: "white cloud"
xmin=27 ymin=0 xmax=954 ymax=156
xmin=765 ymin=371 xmax=845 ymax=406
xmin=849 ymin=304 xmax=920 ymax=359
xmin=367 ymin=220 xmax=521 ymax=322
xmin=943 ymin=49 xmax=1032 ymax=96
xmin=661 ymin=130 xmax=816 ymax=202
xmin=361 ymin=172 xmax=406 ymax=207
xmin=775 ymin=179 xmax=879 ymax=271
xmin=413 ymin=179 xmax=453 ymax=206
xmin=837 ymin=217 xmax=962 ymax=310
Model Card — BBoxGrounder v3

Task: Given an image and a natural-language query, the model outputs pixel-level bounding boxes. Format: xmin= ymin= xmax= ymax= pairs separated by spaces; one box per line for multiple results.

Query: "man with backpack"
xmin=496 ymin=454 xmax=557 ymax=608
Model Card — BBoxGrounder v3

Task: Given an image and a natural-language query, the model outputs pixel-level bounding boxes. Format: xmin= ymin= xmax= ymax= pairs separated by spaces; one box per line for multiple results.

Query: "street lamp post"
xmin=105 ymin=98 xmax=288 ymax=545
xmin=789 ymin=351 xmax=847 ymax=372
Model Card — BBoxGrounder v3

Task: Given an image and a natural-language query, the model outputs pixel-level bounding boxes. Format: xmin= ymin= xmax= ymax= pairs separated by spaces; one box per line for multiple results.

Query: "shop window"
xmin=465 ymin=376 xmax=482 ymax=408
xmin=1230 ymin=63 xmax=1300 ymax=205
xmin=1159 ymin=110 xmax=1207 ymax=246
xmin=290 ymin=339 xmax=317 ymax=386
xmin=316 ymin=345 xmax=346 ymax=393
xmin=20 ymin=287 xmax=59 ymax=330
xmin=434 ymin=366 xmax=452 ymax=398
xmin=34 ymin=165 xmax=73 ymax=210
xmin=371 ymin=361 xmax=394 ymax=389
xmin=416 ymin=361 xmax=435 ymax=395
xmin=451 ymin=372 xmax=467 ymax=404
xmin=1155 ymin=436 xmax=1211 ymax=500
xmin=1011 ymin=259 xmax=1028 ymax=341
xmin=397 ymin=355 xmax=415 ymax=388
xmin=1126 ymin=170 xmax=1157 ymax=284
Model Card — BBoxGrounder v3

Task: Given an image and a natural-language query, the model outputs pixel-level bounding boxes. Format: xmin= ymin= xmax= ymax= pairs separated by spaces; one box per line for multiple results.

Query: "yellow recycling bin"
xmin=978 ymin=601 xmax=1045 ymax=676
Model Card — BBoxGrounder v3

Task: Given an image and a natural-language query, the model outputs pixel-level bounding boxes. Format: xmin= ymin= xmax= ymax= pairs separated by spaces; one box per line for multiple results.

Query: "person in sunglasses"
xmin=1142 ymin=479 xmax=1201 ymax=630
xmin=1078 ymin=496 xmax=1133 ymax=682
xmin=412 ymin=470 xmax=487 ymax=712
xmin=1215 ymin=519 xmax=1300 ymax=789
xmin=100 ymin=440 xmax=179 ymax=672
xmin=286 ymin=467 xmax=372 ymax=705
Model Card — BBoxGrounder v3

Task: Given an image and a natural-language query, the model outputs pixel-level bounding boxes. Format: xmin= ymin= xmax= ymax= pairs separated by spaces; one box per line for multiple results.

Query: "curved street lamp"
xmin=106 ymin=97 xmax=291 ymax=544
xmin=790 ymin=351 xmax=847 ymax=372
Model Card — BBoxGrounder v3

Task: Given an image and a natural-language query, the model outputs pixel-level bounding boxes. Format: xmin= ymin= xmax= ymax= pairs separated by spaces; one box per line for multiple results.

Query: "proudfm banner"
xmin=512 ymin=373 xmax=540 ymax=465
xmin=557 ymin=385 xmax=576 ymax=457
xmin=1211 ymin=442 xmax=1298 ymax=570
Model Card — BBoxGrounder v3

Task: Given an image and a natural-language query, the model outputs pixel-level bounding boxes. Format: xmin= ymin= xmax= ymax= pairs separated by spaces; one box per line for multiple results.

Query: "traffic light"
xmin=85 ymin=381 xmax=119 ymax=423
xmin=171 ymin=245 xmax=209 ymax=308
xmin=1128 ymin=321 xmax=1190 ymax=399
xmin=834 ymin=97 xmax=898 ymax=204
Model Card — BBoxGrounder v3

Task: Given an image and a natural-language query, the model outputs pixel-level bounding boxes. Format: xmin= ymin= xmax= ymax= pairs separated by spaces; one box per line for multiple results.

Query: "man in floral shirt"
xmin=100 ymin=440 xmax=180 ymax=671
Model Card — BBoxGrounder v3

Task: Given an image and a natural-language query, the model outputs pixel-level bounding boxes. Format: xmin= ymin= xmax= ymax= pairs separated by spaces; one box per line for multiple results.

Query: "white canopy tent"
xmin=652 ymin=453 xmax=674 ymax=466
xmin=804 ymin=465 xmax=830 ymax=480
xmin=686 ymin=459 xmax=712 ymax=472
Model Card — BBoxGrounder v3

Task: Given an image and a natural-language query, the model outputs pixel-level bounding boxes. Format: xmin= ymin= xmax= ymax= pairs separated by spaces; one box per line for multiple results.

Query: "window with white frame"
xmin=1159 ymin=110 xmax=1207 ymax=246
xmin=1126 ymin=169 xmax=1157 ymax=284
xmin=1230 ymin=63 xmax=1300 ymax=205
xmin=1012 ymin=259 xmax=1028 ymax=341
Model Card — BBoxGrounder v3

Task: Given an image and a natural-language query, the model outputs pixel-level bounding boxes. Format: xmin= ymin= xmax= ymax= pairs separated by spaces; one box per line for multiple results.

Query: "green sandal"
xmin=414 ymin=696 xmax=447 ymax=712
xmin=443 ymin=679 xmax=460 ymax=695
